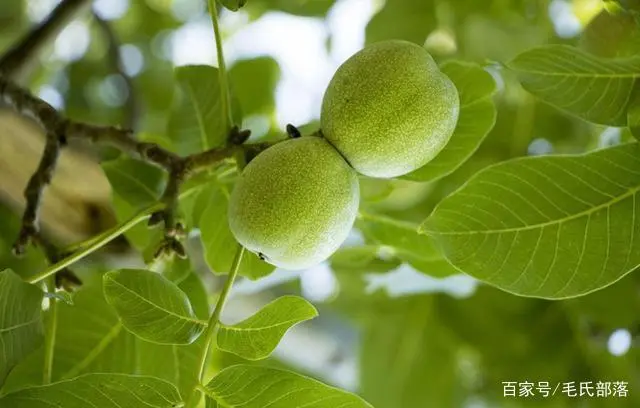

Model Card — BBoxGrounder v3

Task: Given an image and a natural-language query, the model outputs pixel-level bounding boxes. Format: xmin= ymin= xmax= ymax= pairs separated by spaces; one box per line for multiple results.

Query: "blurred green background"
xmin=0 ymin=0 xmax=639 ymax=407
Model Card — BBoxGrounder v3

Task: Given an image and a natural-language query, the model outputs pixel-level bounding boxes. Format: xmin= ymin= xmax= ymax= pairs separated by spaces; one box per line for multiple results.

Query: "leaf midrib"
xmin=0 ymin=316 xmax=39 ymax=333
xmin=106 ymin=276 xmax=207 ymax=326
xmin=510 ymin=68 xmax=640 ymax=79
xmin=184 ymin=80 xmax=209 ymax=152
xmin=220 ymin=314 xmax=316 ymax=333
xmin=423 ymin=183 xmax=640 ymax=236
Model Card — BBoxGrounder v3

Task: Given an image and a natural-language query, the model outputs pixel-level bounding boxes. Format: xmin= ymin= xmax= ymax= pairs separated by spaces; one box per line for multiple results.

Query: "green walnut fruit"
xmin=228 ymin=136 xmax=359 ymax=270
xmin=321 ymin=40 xmax=460 ymax=178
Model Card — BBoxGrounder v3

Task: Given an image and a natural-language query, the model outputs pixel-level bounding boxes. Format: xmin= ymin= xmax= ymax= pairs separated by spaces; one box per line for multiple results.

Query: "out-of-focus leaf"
xmin=357 ymin=212 xmax=457 ymax=277
xmin=103 ymin=269 xmax=205 ymax=344
xmin=508 ymin=45 xmax=640 ymax=126
xmin=361 ymin=296 xmax=460 ymax=408
xmin=423 ymin=143 xmax=640 ymax=299
xmin=203 ymin=365 xmax=373 ymax=407
xmin=102 ymin=158 xmax=164 ymax=207
xmin=629 ymin=84 xmax=640 ymax=141
xmin=580 ymin=10 xmax=640 ymax=58
xmin=330 ymin=245 xmax=380 ymax=269
xmin=221 ymin=0 xmax=247 ymax=12
xmin=366 ymin=0 xmax=436 ymax=44
xmin=0 ymin=270 xmax=43 ymax=387
xmin=167 ymin=65 xmax=227 ymax=155
xmin=217 ymin=295 xmax=317 ymax=360
xmin=230 ymin=57 xmax=280 ymax=117
xmin=359 ymin=177 xmax=395 ymax=203
xmin=0 ymin=374 xmax=182 ymax=407
xmin=0 ymin=204 xmax=46 ymax=279
xmin=199 ymin=185 xmax=274 ymax=279
xmin=102 ymin=158 xmax=165 ymax=251
xmin=404 ymin=61 xmax=497 ymax=182
xmin=249 ymin=0 xmax=335 ymax=17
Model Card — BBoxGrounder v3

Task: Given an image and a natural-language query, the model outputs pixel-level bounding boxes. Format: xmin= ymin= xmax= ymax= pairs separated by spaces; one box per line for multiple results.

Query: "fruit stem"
xmin=207 ymin=0 xmax=234 ymax=131
xmin=187 ymin=244 xmax=245 ymax=407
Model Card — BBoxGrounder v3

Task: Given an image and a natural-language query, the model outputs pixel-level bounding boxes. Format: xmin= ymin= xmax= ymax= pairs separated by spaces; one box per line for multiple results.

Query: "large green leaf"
xmin=0 ymin=373 xmax=181 ymax=407
xmin=103 ymin=269 xmax=206 ymax=344
xmin=358 ymin=212 xmax=458 ymax=277
xmin=423 ymin=143 xmax=640 ymax=299
xmin=167 ymin=65 xmax=227 ymax=155
xmin=217 ymin=295 xmax=317 ymax=360
xmin=0 ymin=270 xmax=43 ymax=386
xmin=508 ymin=45 xmax=640 ymax=126
xmin=404 ymin=61 xmax=497 ymax=182
xmin=199 ymin=185 xmax=274 ymax=279
xmin=203 ymin=365 xmax=373 ymax=407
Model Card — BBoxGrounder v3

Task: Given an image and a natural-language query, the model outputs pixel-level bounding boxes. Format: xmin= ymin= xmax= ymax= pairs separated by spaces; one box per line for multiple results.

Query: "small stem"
xmin=43 ymin=279 xmax=58 ymax=384
xmin=186 ymin=244 xmax=245 ymax=408
xmin=26 ymin=203 xmax=163 ymax=284
xmin=208 ymin=0 xmax=234 ymax=130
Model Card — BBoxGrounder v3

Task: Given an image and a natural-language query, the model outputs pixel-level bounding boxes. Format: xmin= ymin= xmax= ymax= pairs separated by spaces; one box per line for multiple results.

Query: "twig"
xmin=0 ymin=0 xmax=91 ymax=80
xmin=0 ymin=76 xmax=272 ymax=259
xmin=93 ymin=13 xmax=139 ymax=129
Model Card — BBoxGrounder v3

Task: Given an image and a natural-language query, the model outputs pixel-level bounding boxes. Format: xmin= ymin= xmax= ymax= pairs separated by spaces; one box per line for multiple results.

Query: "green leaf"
xmin=203 ymin=364 xmax=373 ymax=407
xmin=361 ymin=297 xmax=460 ymax=408
xmin=167 ymin=65 xmax=227 ymax=155
xmin=102 ymin=158 xmax=166 ymax=251
xmin=221 ymin=0 xmax=247 ymax=12
xmin=103 ymin=269 xmax=206 ymax=344
xmin=4 ymin=271 xmax=208 ymax=397
xmin=217 ymin=295 xmax=317 ymax=360
xmin=0 ymin=373 xmax=182 ymax=407
xmin=404 ymin=61 xmax=497 ymax=182
xmin=136 ymin=270 xmax=209 ymax=397
xmin=508 ymin=45 xmax=640 ymax=126
xmin=330 ymin=245 xmax=380 ymax=269
xmin=199 ymin=185 xmax=275 ymax=279
xmin=230 ymin=57 xmax=280 ymax=117
xmin=366 ymin=0 xmax=436 ymax=44
xmin=252 ymin=0 xmax=335 ymax=16
xmin=102 ymin=158 xmax=165 ymax=207
xmin=357 ymin=212 xmax=457 ymax=277
xmin=422 ymin=143 xmax=640 ymax=299
xmin=0 ymin=270 xmax=43 ymax=386
xmin=629 ymin=84 xmax=640 ymax=141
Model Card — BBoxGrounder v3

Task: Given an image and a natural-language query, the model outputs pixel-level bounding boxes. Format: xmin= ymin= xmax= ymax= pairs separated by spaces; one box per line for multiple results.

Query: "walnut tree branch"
xmin=0 ymin=0 xmax=91 ymax=80
xmin=0 ymin=76 xmax=270 ymax=258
